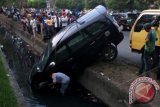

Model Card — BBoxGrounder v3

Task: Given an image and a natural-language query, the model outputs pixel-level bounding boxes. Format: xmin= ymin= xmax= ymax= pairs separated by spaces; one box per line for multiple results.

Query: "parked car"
xmin=119 ymin=12 xmax=139 ymax=31
xmin=112 ymin=12 xmax=139 ymax=31
xmin=29 ymin=5 xmax=124 ymax=91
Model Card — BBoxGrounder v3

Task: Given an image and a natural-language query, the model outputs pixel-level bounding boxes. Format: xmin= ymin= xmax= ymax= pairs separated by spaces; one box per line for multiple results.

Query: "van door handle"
xmin=67 ymin=57 xmax=73 ymax=62
xmin=90 ymin=41 xmax=95 ymax=46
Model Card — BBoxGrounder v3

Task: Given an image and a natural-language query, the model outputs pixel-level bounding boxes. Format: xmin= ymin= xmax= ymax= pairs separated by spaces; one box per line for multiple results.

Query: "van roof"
xmin=51 ymin=5 xmax=107 ymax=48
xmin=142 ymin=9 xmax=160 ymax=13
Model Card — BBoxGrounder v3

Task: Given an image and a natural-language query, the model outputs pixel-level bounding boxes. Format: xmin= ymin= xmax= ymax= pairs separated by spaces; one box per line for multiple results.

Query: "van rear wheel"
xmin=102 ymin=45 xmax=118 ymax=61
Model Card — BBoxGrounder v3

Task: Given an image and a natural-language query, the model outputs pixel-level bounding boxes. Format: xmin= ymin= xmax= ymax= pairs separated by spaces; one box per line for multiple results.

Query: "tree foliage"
xmin=56 ymin=0 xmax=85 ymax=9
xmin=0 ymin=0 xmax=18 ymax=6
xmin=1 ymin=0 xmax=160 ymax=11
xmin=106 ymin=0 xmax=160 ymax=10
xmin=27 ymin=0 xmax=46 ymax=8
xmin=26 ymin=0 xmax=106 ymax=10
xmin=85 ymin=0 xmax=106 ymax=9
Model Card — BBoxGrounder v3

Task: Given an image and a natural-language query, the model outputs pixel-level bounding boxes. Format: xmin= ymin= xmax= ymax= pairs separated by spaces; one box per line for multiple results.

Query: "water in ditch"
xmin=0 ymin=26 xmax=108 ymax=107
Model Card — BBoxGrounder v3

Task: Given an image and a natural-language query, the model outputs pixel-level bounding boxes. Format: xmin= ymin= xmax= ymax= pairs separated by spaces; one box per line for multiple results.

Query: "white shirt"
xmin=30 ymin=19 xmax=37 ymax=28
xmin=61 ymin=16 xmax=68 ymax=27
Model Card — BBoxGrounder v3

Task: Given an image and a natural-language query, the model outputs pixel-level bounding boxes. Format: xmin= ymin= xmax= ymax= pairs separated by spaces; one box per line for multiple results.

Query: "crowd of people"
xmin=0 ymin=6 xmax=89 ymax=95
xmin=0 ymin=6 xmax=87 ymax=42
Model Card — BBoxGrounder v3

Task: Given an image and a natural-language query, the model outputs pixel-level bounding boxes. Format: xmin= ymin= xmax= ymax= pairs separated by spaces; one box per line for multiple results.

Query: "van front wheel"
xmin=31 ymin=76 xmax=40 ymax=92
xmin=30 ymin=73 xmax=44 ymax=92
xmin=102 ymin=45 xmax=118 ymax=61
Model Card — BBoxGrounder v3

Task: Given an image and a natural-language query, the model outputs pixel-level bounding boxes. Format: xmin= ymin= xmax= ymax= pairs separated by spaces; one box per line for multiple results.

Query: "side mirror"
xmin=49 ymin=62 xmax=56 ymax=67
xmin=36 ymin=67 xmax=41 ymax=72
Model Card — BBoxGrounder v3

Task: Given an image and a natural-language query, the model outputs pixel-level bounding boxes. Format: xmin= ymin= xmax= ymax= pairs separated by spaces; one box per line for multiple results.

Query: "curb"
xmin=78 ymin=66 xmax=155 ymax=107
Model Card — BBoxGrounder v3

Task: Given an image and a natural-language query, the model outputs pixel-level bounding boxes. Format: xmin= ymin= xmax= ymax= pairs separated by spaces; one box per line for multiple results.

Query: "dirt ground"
xmin=90 ymin=59 xmax=138 ymax=89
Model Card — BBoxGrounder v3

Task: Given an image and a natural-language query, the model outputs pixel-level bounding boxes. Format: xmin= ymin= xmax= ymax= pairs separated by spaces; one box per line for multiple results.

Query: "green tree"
xmin=0 ymin=0 xmax=18 ymax=6
xmin=56 ymin=0 xmax=84 ymax=9
xmin=27 ymin=0 xmax=45 ymax=8
xmin=106 ymin=0 xmax=160 ymax=10
xmin=85 ymin=0 xmax=106 ymax=9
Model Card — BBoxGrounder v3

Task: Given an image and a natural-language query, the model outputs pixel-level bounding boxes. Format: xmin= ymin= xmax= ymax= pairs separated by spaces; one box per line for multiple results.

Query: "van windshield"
xmin=134 ymin=14 xmax=160 ymax=32
xmin=38 ymin=42 xmax=52 ymax=71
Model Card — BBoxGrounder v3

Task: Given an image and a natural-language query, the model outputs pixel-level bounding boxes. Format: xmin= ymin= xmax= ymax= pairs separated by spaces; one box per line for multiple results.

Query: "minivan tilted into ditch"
xmin=29 ymin=5 xmax=124 ymax=91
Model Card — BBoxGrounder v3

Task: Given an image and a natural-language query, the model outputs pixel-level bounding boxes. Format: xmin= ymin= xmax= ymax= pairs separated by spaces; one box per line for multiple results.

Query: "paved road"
xmin=117 ymin=31 xmax=141 ymax=67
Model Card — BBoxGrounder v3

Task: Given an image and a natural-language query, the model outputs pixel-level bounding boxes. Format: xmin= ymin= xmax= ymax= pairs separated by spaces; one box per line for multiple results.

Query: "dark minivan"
xmin=29 ymin=5 xmax=124 ymax=90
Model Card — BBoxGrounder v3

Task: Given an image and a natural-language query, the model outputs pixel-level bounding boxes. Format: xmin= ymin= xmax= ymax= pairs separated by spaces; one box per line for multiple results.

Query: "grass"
xmin=0 ymin=56 xmax=18 ymax=107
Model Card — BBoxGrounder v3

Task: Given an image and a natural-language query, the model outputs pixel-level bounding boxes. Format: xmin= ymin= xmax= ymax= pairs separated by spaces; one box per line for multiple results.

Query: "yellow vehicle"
xmin=130 ymin=10 xmax=160 ymax=53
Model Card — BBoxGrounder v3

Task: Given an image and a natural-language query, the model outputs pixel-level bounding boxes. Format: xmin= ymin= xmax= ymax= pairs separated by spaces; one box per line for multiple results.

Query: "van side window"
xmin=134 ymin=15 xmax=159 ymax=32
xmin=67 ymin=32 xmax=87 ymax=52
xmin=55 ymin=45 xmax=70 ymax=63
xmin=56 ymin=45 xmax=66 ymax=54
xmin=85 ymin=22 xmax=108 ymax=38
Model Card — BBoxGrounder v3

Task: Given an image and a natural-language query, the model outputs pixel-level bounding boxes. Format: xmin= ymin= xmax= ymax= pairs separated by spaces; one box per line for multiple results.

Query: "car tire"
xmin=30 ymin=72 xmax=45 ymax=91
xmin=102 ymin=44 xmax=118 ymax=61
xmin=30 ymin=76 xmax=40 ymax=91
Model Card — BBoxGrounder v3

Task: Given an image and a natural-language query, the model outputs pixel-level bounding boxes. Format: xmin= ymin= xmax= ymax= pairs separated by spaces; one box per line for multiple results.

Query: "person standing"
xmin=61 ymin=14 xmax=68 ymax=28
xmin=41 ymin=14 xmax=49 ymax=41
xmin=54 ymin=13 xmax=62 ymax=33
xmin=45 ymin=16 xmax=54 ymax=38
xmin=21 ymin=16 xmax=27 ymax=31
xmin=30 ymin=16 xmax=37 ymax=39
xmin=26 ymin=17 xmax=32 ymax=34
xmin=139 ymin=23 xmax=158 ymax=76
